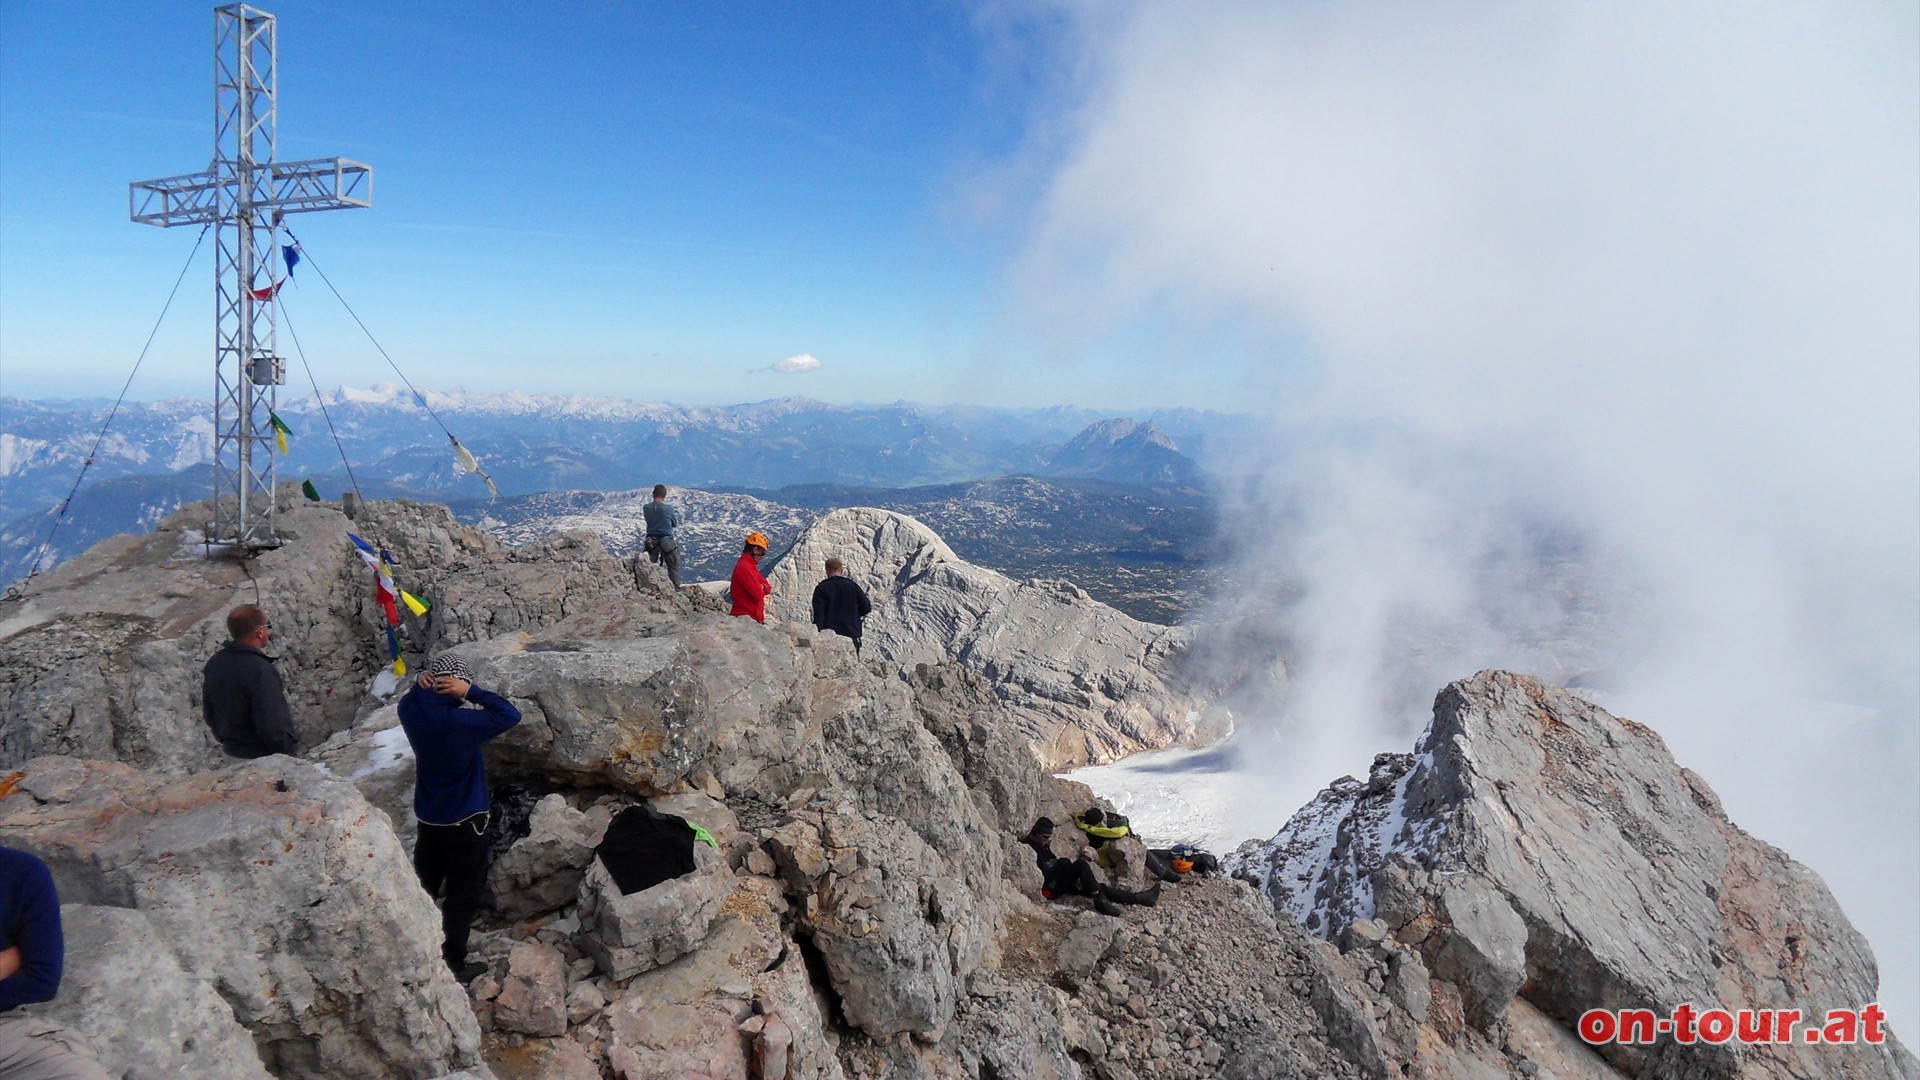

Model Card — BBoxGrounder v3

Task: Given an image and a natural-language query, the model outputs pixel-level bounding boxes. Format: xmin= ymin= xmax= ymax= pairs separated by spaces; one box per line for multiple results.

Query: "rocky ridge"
xmin=761 ymin=507 xmax=1218 ymax=770
xmin=1228 ymin=670 xmax=1916 ymax=1080
xmin=0 ymin=496 xmax=1908 ymax=1080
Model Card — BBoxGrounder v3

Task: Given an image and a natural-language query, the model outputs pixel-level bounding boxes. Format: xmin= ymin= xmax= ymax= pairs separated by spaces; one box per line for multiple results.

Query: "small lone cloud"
xmin=755 ymin=353 xmax=822 ymax=375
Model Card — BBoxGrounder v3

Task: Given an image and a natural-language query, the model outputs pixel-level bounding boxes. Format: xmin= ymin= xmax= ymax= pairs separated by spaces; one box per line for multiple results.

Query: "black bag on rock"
xmin=595 ymin=803 xmax=697 ymax=894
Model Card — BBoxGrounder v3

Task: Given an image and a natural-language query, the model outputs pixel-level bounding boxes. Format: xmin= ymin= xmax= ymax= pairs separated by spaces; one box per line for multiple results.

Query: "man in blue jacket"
xmin=398 ymin=652 xmax=521 ymax=982
xmin=0 ymin=845 xmax=111 ymax=1079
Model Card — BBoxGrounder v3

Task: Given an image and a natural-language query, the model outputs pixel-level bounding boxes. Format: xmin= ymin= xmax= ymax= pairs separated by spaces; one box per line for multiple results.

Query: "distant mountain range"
xmin=1 ymin=390 xmax=1243 ymax=612
xmin=460 ymin=475 xmax=1221 ymax=624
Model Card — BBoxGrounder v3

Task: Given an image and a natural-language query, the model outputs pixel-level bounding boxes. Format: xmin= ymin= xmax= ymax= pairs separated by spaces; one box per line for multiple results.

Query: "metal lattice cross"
xmin=131 ymin=4 xmax=371 ymax=549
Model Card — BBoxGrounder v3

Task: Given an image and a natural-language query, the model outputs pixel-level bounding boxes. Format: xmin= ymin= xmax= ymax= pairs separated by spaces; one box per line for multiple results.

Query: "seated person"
xmin=1075 ymin=806 xmax=1183 ymax=883
xmin=1072 ymin=806 xmax=1131 ymax=865
xmin=1 ymin=845 xmax=112 ymax=1079
xmin=1022 ymin=818 xmax=1157 ymax=915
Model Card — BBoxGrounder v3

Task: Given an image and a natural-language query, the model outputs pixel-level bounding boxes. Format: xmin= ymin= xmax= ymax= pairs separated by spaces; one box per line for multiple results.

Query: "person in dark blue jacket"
xmin=0 ymin=845 xmax=111 ymax=1078
xmin=398 ymin=652 xmax=521 ymax=982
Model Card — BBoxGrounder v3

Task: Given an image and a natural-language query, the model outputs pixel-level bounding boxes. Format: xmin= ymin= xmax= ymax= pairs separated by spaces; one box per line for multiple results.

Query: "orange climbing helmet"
xmin=745 ymin=532 xmax=770 ymax=551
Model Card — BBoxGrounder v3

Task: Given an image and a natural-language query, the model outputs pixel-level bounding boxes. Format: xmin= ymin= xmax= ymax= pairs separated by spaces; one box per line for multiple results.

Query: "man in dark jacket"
xmin=0 ymin=845 xmax=112 ymax=1078
xmin=398 ymin=652 xmax=521 ymax=982
xmin=201 ymin=605 xmax=297 ymax=759
xmin=810 ymin=558 xmax=872 ymax=652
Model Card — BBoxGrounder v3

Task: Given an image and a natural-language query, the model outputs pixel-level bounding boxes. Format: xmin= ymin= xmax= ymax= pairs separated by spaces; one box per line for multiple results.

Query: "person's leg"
xmin=1068 ymin=858 xmax=1102 ymax=897
xmin=661 ymin=539 xmax=682 ymax=588
xmin=1100 ymin=881 xmax=1162 ymax=906
xmin=413 ymin=821 xmax=452 ymax=900
xmin=1143 ymin=850 xmax=1181 ymax=883
xmin=439 ymin=813 xmax=491 ymax=969
xmin=0 ymin=1015 xmax=114 ymax=1080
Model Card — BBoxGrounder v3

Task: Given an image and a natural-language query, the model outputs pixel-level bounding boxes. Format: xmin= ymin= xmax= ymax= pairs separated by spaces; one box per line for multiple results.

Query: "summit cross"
xmin=130 ymin=3 xmax=372 ymax=548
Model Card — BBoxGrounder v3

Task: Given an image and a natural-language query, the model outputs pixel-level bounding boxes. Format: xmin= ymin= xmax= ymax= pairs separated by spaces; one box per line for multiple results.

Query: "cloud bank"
xmin=1002 ymin=0 xmax=1919 ymax=1033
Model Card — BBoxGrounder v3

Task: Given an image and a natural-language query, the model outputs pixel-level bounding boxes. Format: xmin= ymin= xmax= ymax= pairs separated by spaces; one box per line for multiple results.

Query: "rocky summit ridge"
xmin=762 ymin=507 xmax=1217 ymax=770
xmin=0 ymin=490 xmax=1909 ymax=1080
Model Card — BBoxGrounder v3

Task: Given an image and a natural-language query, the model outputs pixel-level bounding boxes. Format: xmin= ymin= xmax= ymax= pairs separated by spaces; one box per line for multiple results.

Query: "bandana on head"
xmin=424 ymin=653 xmax=474 ymax=682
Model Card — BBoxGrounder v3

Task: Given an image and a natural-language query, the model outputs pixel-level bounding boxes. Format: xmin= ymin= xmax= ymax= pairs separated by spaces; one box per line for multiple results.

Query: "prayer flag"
xmin=400 ymin=590 xmax=430 ymax=617
xmin=283 ymin=244 xmax=301 ymax=278
xmin=301 ymin=479 xmax=321 ymax=501
xmin=269 ymin=412 xmax=292 ymax=454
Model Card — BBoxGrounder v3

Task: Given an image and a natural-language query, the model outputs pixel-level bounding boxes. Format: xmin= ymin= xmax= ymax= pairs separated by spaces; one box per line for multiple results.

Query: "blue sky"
xmin=0 ymin=1 xmax=1173 ymax=408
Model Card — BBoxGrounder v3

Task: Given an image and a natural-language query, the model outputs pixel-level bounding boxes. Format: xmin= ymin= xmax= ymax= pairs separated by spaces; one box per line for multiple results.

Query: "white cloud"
xmin=1002 ymin=0 xmax=1919 ymax=1031
xmin=771 ymin=353 xmax=822 ymax=375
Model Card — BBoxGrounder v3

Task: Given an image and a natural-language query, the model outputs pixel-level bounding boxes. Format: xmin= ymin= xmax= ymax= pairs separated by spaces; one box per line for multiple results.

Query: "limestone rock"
xmin=576 ymin=841 xmax=735 ymax=981
xmin=452 ymin=610 xmax=827 ymax=799
xmin=798 ymin=805 xmax=988 ymax=1040
xmin=492 ymin=940 xmax=569 ymax=1038
xmin=486 ymin=793 xmax=614 ymax=920
xmin=1104 ymin=835 xmax=1161 ymax=893
xmin=603 ymin=878 xmax=844 ymax=1080
xmin=762 ymin=507 xmax=1210 ymax=769
xmin=307 ymin=701 xmax=419 ymax=844
xmin=1428 ymin=881 xmax=1527 ymax=1030
xmin=1230 ymin=670 xmax=1917 ymax=1079
xmin=38 ymin=903 xmax=272 ymax=1080
xmin=0 ymin=754 xmax=484 ymax=1080
xmin=1056 ymin=909 xmax=1124 ymax=980
xmin=0 ymin=495 xmax=680 ymax=776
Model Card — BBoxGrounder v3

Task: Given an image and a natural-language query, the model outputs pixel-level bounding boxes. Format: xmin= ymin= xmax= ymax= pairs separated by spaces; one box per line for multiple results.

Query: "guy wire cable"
xmin=278 ymin=294 xmax=366 ymax=504
xmin=4 ymin=223 xmax=211 ymax=602
xmin=283 ymin=229 xmax=497 ymax=497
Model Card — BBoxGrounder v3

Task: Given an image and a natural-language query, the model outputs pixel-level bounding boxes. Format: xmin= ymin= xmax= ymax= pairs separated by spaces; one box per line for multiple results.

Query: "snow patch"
xmin=348 ymin=723 xmax=414 ymax=781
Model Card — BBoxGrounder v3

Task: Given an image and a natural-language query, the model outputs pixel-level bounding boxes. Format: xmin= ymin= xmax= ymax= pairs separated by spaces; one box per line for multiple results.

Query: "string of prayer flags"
xmin=348 ymin=532 xmax=427 ymax=675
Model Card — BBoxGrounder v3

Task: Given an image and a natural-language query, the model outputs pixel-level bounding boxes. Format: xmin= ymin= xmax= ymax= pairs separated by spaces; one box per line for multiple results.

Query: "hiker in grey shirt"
xmin=641 ymin=484 xmax=682 ymax=587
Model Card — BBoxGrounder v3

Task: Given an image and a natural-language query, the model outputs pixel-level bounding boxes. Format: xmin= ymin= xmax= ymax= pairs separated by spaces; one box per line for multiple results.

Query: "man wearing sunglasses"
xmin=201 ymin=604 xmax=298 ymax=760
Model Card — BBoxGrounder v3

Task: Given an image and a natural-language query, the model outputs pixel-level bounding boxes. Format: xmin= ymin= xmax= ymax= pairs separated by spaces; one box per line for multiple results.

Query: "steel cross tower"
xmin=131 ymin=4 xmax=371 ymax=549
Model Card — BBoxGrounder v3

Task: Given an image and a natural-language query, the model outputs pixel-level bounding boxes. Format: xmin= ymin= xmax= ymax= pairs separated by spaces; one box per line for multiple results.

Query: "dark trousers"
xmin=1045 ymin=856 xmax=1101 ymax=897
xmin=414 ymin=812 xmax=489 ymax=967
xmin=648 ymin=536 xmax=682 ymax=588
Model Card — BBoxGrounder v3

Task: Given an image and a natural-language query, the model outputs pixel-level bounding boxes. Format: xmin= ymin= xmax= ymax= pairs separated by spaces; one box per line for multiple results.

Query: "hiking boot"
xmin=450 ymin=959 xmax=489 ymax=984
xmin=1100 ymin=882 xmax=1161 ymax=907
xmin=1093 ymin=895 xmax=1124 ymax=917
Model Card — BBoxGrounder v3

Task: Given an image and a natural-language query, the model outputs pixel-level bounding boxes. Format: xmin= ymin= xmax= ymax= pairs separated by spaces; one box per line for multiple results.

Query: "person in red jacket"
xmin=730 ymin=532 xmax=772 ymax=623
